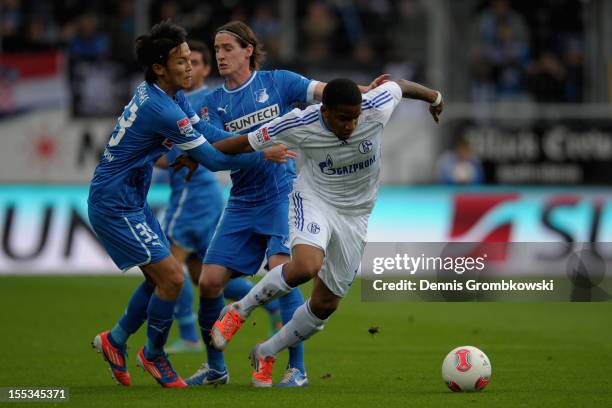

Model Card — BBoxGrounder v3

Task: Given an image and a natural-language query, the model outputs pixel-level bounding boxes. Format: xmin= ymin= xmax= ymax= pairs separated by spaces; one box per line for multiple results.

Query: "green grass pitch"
xmin=1 ymin=275 xmax=611 ymax=407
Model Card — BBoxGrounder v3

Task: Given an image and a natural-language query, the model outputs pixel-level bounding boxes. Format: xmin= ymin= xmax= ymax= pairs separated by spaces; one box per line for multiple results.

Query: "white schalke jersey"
xmin=248 ymin=81 xmax=403 ymax=215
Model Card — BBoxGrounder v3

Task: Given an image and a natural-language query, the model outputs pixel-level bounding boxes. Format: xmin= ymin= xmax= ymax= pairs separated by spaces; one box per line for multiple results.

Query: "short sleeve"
xmin=152 ymin=101 xmax=206 ymax=151
xmin=247 ymin=107 xmax=317 ymax=151
xmin=273 ymin=70 xmax=319 ymax=105
xmin=361 ymin=81 xmax=403 ymax=126
xmin=165 ymin=145 xmax=182 ymax=164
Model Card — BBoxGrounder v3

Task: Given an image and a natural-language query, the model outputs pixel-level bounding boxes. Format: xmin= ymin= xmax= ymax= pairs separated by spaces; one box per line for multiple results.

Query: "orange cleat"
xmin=92 ymin=331 xmax=131 ymax=386
xmin=250 ymin=345 xmax=276 ymax=388
xmin=211 ymin=304 xmax=245 ymax=351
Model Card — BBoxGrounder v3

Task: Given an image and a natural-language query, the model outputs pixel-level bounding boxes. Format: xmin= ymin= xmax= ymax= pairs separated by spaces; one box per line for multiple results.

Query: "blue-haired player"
xmin=88 ymin=21 xmax=293 ymax=388
xmin=185 ymin=21 xmax=386 ymax=387
xmin=155 ymin=40 xmax=282 ymax=355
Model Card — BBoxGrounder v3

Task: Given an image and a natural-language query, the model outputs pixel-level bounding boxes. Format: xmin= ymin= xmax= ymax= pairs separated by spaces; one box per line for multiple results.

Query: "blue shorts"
xmin=163 ymin=185 xmax=224 ymax=260
xmin=89 ymin=204 xmax=170 ymax=271
xmin=204 ymin=198 xmax=290 ymax=276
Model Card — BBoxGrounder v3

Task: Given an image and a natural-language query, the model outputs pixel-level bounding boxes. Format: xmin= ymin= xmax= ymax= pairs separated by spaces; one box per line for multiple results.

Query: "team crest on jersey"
xmin=200 ymin=106 xmax=209 ymax=121
xmin=177 ymin=117 xmax=194 ymax=135
xmin=254 ymin=88 xmax=269 ymax=103
xmin=359 ymin=139 xmax=373 ymax=154
xmin=307 ymin=222 xmax=321 ymax=234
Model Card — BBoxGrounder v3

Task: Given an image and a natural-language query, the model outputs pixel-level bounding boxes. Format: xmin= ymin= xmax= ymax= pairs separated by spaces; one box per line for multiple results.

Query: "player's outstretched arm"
xmin=173 ymin=141 xmax=295 ymax=179
xmin=212 ymin=134 xmax=253 ymax=154
xmin=394 ymin=79 xmax=443 ymax=123
xmin=184 ymin=141 xmax=263 ymax=172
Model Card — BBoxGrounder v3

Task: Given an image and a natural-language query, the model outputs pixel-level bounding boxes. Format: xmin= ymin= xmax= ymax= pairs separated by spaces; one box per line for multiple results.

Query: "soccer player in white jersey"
xmin=202 ymin=77 xmax=443 ymax=386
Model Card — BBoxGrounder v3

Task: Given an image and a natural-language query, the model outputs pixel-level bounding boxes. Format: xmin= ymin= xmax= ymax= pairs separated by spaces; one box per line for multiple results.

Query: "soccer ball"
xmin=442 ymin=346 xmax=492 ymax=392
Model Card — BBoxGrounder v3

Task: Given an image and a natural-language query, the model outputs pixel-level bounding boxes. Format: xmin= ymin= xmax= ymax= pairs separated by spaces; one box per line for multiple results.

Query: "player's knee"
xmin=161 ymin=261 xmax=184 ymax=297
xmin=199 ymin=266 xmax=225 ymax=296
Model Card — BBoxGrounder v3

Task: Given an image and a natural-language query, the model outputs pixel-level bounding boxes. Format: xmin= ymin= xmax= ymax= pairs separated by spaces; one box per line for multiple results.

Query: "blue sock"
xmin=109 ymin=280 xmax=155 ymax=347
xmin=174 ymin=272 xmax=199 ymax=342
xmin=198 ymin=295 xmax=226 ymax=371
xmin=223 ymin=278 xmax=253 ymax=301
xmin=145 ymin=294 xmax=176 ymax=360
xmin=279 ymin=288 xmax=306 ymax=373
xmin=263 ymin=298 xmax=280 ymax=314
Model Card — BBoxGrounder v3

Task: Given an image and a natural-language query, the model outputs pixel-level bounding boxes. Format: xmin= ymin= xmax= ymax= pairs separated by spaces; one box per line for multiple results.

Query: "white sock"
xmin=259 ymin=300 xmax=326 ymax=357
xmin=236 ymin=264 xmax=292 ymax=316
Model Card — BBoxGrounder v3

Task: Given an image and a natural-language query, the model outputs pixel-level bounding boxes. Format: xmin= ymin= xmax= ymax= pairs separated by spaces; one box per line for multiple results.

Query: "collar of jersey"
xmin=185 ymin=84 xmax=209 ymax=97
xmin=153 ymin=83 xmax=173 ymax=99
xmin=318 ymin=109 xmax=332 ymax=133
xmin=222 ymin=71 xmax=258 ymax=93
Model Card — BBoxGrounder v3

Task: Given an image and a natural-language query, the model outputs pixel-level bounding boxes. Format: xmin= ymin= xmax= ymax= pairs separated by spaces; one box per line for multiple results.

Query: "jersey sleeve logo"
xmin=162 ymin=138 xmax=174 ymax=149
xmin=200 ymin=107 xmax=209 ymax=121
xmin=254 ymin=88 xmax=269 ymax=103
xmin=177 ymin=117 xmax=194 ymax=136
xmin=253 ymin=127 xmax=271 ymax=145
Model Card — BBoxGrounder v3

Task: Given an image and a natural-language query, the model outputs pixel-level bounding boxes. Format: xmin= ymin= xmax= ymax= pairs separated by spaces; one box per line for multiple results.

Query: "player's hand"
xmin=170 ymin=154 xmax=199 ymax=182
xmin=263 ymin=144 xmax=298 ymax=163
xmin=429 ymin=100 xmax=443 ymax=124
xmin=366 ymin=74 xmax=390 ymax=91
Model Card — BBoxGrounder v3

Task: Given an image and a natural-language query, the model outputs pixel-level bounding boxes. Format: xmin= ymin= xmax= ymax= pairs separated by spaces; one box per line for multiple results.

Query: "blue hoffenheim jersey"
xmin=88 ymin=81 xmax=224 ymax=215
xmin=202 ymin=70 xmax=316 ymax=207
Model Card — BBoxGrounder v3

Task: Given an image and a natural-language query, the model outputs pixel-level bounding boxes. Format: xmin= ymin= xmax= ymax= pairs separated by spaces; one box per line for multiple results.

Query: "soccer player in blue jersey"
xmin=88 ymin=21 xmax=293 ymax=388
xmin=157 ymin=40 xmax=282 ymax=355
xmin=186 ymin=21 xmax=386 ymax=388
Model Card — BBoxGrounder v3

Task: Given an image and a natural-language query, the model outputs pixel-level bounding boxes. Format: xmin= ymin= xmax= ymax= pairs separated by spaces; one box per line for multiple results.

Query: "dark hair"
xmin=322 ymin=78 xmax=362 ymax=109
xmin=187 ymin=40 xmax=211 ymax=66
xmin=135 ymin=20 xmax=187 ymax=83
xmin=215 ymin=21 xmax=265 ymax=70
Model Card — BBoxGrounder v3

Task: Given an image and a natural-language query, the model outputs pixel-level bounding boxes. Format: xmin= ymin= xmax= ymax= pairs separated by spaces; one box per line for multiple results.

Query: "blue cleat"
xmin=136 ymin=348 xmax=187 ymax=388
xmin=185 ymin=363 xmax=229 ymax=386
xmin=276 ymin=367 xmax=309 ymax=388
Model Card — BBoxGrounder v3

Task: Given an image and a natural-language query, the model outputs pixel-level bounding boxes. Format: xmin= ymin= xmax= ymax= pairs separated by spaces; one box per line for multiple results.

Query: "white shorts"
xmin=289 ymin=190 xmax=369 ymax=297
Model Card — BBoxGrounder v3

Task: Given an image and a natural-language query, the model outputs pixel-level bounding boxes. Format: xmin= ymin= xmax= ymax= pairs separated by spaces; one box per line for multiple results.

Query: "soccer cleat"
xmin=165 ymin=339 xmax=203 ymax=354
xmin=211 ymin=303 xmax=245 ymax=351
xmin=136 ymin=348 xmax=187 ymax=388
xmin=276 ymin=367 xmax=309 ymax=388
xmin=185 ymin=363 xmax=229 ymax=386
xmin=92 ymin=331 xmax=131 ymax=386
xmin=249 ymin=345 xmax=276 ymax=388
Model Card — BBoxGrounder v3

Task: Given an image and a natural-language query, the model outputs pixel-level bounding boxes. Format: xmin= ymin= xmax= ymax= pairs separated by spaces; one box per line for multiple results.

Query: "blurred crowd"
xmin=1 ymin=0 xmax=428 ymax=79
xmin=470 ymin=0 xmax=584 ymax=103
xmin=1 ymin=0 xmax=585 ymax=103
